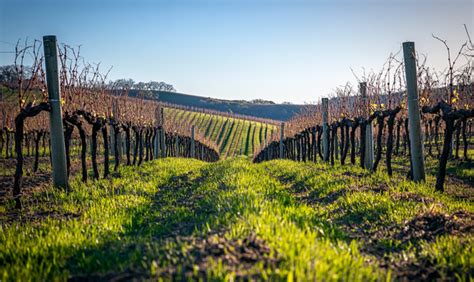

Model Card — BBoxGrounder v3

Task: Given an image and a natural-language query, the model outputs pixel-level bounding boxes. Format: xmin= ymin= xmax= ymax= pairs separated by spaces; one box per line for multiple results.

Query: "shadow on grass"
xmin=446 ymin=161 xmax=473 ymax=185
xmin=270 ymin=166 xmax=348 ymax=206
xmin=65 ymin=166 xmax=242 ymax=280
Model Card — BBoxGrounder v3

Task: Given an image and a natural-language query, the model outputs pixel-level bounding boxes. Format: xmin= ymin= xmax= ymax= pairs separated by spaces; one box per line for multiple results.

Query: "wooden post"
xmin=109 ymin=126 xmax=114 ymax=156
xmin=279 ymin=122 xmax=284 ymax=158
xmin=361 ymin=82 xmax=374 ymax=170
xmin=1 ymin=108 xmax=5 ymax=157
xmin=322 ymin=98 xmax=329 ymax=162
xmin=191 ymin=125 xmax=195 ymax=158
xmin=154 ymin=107 xmax=160 ymax=159
xmin=263 ymin=124 xmax=268 ymax=159
xmin=175 ymin=134 xmax=179 ymax=157
xmin=110 ymin=100 xmax=117 ymax=156
xmin=299 ymin=136 xmax=303 ymax=161
xmin=1 ymin=109 xmax=5 ymax=131
xmin=403 ymin=41 xmax=426 ymax=182
xmin=43 ymin=35 xmax=68 ymax=189
xmin=153 ymin=128 xmax=160 ymax=159
xmin=160 ymin=108 xmax=166 ymax=157
xmin=120 ymin=133 xmax=127 ymax=153
xmin=365 ymin=124 xmax=374 ymax=170
xmin=120 ymin=129 xmax=124 ymax=157
xmin=312 ymin=127 xmax=317 ymax=162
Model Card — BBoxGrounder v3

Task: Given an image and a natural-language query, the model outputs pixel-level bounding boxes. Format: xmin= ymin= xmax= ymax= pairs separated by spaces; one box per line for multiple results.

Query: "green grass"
xmin=390 ymin=147 xmax=474 ymax=188
xmin=164 ymin=108 xmax=276 ymax=158
xmin=1 ymin=157 xmax=472 ymax=281
xmin=219 ymin=120 xmax=235 ymax=155
xmin=223 ymin=119 xmax=243 ymax=158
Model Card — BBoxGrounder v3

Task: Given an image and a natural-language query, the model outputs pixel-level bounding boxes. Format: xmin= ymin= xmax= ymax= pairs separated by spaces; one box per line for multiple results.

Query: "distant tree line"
xmin=108 ymin=78 xmax=176 ymax=92
xmin=0 ymin=66 xmax=176 ymax=95
xmin=1 ymin=65 xmax=31 ymax=89
xmin=249 ymin=99 xmax=276 ymax=105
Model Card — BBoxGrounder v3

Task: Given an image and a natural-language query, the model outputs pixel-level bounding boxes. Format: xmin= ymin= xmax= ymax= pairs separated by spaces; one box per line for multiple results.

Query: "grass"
xmin=1 ymin=157 xmax=472 ymax=281
xmin=164 ymin=108 xmax=276 ymax=158
xmin=391 ymin=147 xmax=474 ymax=188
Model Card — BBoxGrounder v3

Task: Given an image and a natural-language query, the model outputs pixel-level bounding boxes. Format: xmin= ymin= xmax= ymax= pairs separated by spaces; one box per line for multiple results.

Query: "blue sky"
xmin=0 ymin=0 xmax=472 ymax=103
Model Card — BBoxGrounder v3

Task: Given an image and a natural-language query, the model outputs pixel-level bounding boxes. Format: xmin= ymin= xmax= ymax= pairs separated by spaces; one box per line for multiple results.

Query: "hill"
xmin=130 ymin=90 xmax=304 ymax=121
xmin=164 ymin=107 xmax=277 ymax=158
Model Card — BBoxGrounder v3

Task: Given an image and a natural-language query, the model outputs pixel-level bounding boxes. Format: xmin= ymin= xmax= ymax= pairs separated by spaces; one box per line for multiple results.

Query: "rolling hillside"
xmin=130 ymin=90 xmax=304 ymax=121
xmin=164 ymin=107 xmax=277 ymax=158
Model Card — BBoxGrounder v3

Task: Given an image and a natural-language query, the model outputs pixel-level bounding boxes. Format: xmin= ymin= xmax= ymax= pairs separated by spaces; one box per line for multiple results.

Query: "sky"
xmin=0 ymin=0 xmax=472 ymax=104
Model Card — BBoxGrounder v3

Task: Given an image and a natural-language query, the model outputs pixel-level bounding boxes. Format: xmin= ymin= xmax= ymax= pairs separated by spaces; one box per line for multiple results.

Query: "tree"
xmin=108 ymin=79 xmax=176 ymax=92
xmin=147 ymin=81 xmax=176 ymax=92
xmin=108 ymin=78 xmax=135 ymax=90
xmin=250 ymin=99 xmax=275 ymax=104
xmin=0 ymin=65 xmax=31 ymax=88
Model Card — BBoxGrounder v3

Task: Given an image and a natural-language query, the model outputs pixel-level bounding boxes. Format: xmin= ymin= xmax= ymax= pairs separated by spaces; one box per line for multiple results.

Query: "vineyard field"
xmin=163 ymin=108 xmax=277 ymax=158
xmin=0 ymin=7 xmax=473 ymax=281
